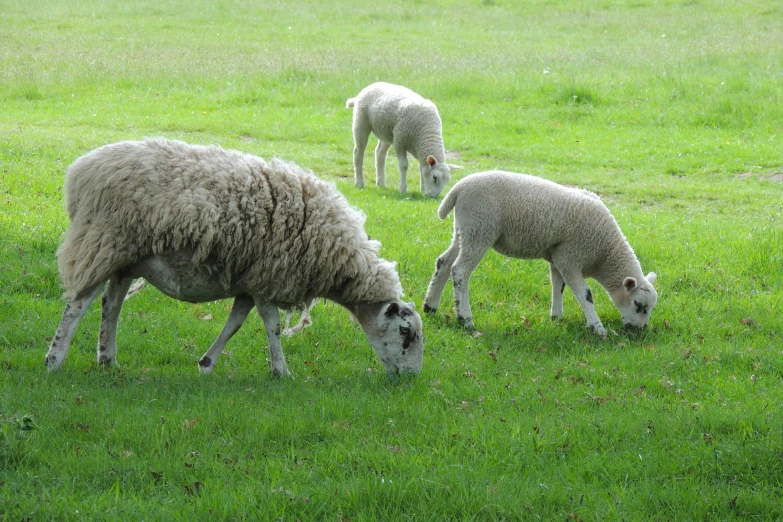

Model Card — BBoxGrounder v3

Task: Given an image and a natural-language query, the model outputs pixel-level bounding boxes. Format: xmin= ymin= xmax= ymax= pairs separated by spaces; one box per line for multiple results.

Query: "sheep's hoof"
xmin=423 ymin=304 xmax=437 ymax=314
xmin=97 ymin=354 xmax=118 ymax=367
xmin=271 ymin=368 xmax=292 ymax=379
xmin=457 ymin=316 xmax=475 ymax=331
xmin=45 ymin=354 xmax=62 ymax=371
xmin=198 ymin=356 xmax=214 ymax=375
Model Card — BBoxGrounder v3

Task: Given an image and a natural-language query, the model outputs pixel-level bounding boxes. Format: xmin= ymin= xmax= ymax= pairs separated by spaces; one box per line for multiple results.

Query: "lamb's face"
xmin=615 ymin=272 xmax=658 ymax=329
xmin=364 ymin=301 xmax=424 ymax=375
xmin=421 ymin=156 xmax=461 ymax=198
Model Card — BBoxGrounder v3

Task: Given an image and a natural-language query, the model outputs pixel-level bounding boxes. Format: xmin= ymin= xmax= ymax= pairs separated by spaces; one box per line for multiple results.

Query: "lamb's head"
xmin=421 ymin=156 xmax=462 ymax=198
xmin=612 ymin=272 xmax=658 ymax=330
xmin=357 ymin=300 xmax=423 ymax=375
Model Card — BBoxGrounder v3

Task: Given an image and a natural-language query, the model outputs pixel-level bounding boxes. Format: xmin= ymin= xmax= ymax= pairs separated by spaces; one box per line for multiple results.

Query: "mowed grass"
xmin=1 ymin=0 xmax=782 ymax=519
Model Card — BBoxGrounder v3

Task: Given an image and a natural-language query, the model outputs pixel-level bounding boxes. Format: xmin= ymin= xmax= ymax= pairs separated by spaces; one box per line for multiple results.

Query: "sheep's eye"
xmin=399 ymin=327 xmax=411 ymax=337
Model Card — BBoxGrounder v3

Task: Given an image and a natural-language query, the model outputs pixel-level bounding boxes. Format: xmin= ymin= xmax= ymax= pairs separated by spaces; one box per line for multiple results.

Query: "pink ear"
xmin=427 ymin=155 xmax=436 ymax=166
xmin=623 ymin=277 xmax=637 ymax=291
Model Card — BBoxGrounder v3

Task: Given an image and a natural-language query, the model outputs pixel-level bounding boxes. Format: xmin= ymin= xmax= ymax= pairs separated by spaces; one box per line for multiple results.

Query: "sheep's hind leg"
xmin=424 ymin=230 xmax=461 ymax=313
xmin=256 ymin=302 xmax=290 ymax=378
xmin=352 ymin=120 xmax=371 ymax=188
xmin=450 ymin=242 xmax=490 ymax=331
xmin=198 ymin=294 xmax=255 ymax=375
xmin=556 ymin=265 xmax=606 ymax=336
xmin=549 ymin=263 xmax=565 ymax=320
xmin=375 ymin=141 xmax=391 ymax=188
xmin=97 ymin=275 xmax=134 ymax=367
xmin=45 ymin=283 xmax=105 ymax=371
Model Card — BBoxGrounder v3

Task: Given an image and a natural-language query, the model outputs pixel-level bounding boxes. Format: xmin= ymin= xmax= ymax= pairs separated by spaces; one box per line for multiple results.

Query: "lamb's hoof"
xmin=198 ymin=356 xmax=214 ymax=375
xmin=423 ymin=304 xmax=437 ymax=314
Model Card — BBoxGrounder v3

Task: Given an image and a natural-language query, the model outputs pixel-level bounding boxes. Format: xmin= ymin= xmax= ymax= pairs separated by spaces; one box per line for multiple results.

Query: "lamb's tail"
xmin=346 ymin=97 xmax=356 ymax=108
xmin=437 ymin=183 xmax=462 ymax=220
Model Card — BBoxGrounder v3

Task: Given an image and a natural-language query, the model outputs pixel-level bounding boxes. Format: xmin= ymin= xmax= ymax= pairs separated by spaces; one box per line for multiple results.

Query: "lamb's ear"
xmin=427 ymin=155 xmax=437 ymax=167
xmin=448 ymin=164 xmax=463 ymax=171
xmin=645 ymin=272 xmax=657 ymax=284
xmin=623 ymin=277 xmax=637 ymax=291
xmin=407 ymin=300 xmax=416 ymax=309
xmin=384 ymin=302 xmax=401 ymax=318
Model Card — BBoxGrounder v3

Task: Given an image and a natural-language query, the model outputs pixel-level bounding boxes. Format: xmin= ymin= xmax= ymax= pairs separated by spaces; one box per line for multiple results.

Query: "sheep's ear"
xmin=623 ymin=277 xmax=637 ymax=291
xmin=448 ymin=164 xmax=463 ymax=171
xmin=427 ymin=155 xmax=437 ymax=167
xmin=645 ymin=272 xmax=657 ymax=284
xmin=407 ymin=300 xmax=416 ymax=309
xmin=384 ymin=302 xmax=401 ymax=318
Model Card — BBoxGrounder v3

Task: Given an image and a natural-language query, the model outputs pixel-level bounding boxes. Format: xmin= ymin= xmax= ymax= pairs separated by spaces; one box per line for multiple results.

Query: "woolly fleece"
xmin=57 ymin=138 xmax=403 ymax=306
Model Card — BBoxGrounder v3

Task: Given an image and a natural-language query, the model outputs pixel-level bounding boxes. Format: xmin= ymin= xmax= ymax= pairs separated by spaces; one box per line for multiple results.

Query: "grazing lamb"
xmin=423 ymin=171 xmax=658 ymax=335
xmin=45 ymin=138 xmax=424 ymax=376
xmin=346 ymin=82 xmax=461 ymax=197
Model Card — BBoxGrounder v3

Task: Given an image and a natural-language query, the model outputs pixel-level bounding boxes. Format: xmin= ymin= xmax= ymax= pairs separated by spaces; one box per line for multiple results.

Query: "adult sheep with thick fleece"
xmin=424 ymin=171 xmax=658 ymax=335
xmin=46 ymin=138 xmax=423 ymax=377
xmin=346 ymin=82 xmax=461 ymax=197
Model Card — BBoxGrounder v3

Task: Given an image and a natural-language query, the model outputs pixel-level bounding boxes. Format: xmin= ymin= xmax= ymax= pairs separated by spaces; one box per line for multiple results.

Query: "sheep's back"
xmin=58 ymin=139 xmax=374 ymax=302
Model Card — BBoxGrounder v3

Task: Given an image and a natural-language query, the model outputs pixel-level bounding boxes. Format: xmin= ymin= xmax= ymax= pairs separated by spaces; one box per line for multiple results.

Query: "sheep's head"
xmin=613 ymin=272 xmax=658 ymax=330
xmin=421 ymin=156 xmax=462 ymax=198
xmin=359 ymin=300 xmax=423 ymax=375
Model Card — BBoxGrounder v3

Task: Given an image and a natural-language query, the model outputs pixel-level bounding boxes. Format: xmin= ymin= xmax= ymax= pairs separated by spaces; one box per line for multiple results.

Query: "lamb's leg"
xmin=97 ymin=275 xmax=134 ymax=366
xmin=394 ymin=145 xmax=409 ymax=193
xmin=375 ymin=141 xmax=391 ymax=188
xmin=352 ymin=120 xmax=371 ymax=189
xmin=45 ymin=283 xmax=105 ymax=371
xmin=424 ymin=230 xmax=461 ymax=313
xmin=450 ymin=242 xmax=490 ymax=331
xmin=256 ymin=302 xmax=290 ymax=377
xmin=197 ymin=294 xmax=255 ymax=375
xmin=282 ymin=299 xmax=315 ymax=337
xmin=556 ymin=266 xmax=606 ymax=336
xmin=549 ymin=263 xmax=565 ymax=319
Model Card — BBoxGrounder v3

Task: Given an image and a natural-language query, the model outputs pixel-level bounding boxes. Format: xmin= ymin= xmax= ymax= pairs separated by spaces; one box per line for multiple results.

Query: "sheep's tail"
xmin=437 ymin=184 xmax=461 ymax=220
xmin=346 ymin=97 xmax=356 ymax=108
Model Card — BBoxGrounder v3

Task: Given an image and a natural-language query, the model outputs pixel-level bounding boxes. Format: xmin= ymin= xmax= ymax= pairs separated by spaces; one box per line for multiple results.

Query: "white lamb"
xmin=346 ymin=82 xmax=461 ymax=197
xmin=45 ymin=138 xmax=424 ymax=376
xmin=423 ymin=171 xmax=658 ymax=334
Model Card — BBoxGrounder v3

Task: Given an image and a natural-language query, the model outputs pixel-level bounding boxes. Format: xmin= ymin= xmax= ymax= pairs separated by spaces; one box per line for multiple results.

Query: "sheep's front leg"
xmin=557 ymin=267 xmax=606 ymax=336
xmin=549 ymin=263 xmax=565 ymax=320
xmin=45 ymin=283 xmax=105 ymax=371
xmin=198 ymin=294 xmax=255 ymax=374
xmin=394 ymin=146 xmax=409 ymax=193
xmin=256 ymin=302 xmax=290 ymax=378
xmin=97 ymin=275 xmax=134 ymax=366
xmin=424 ymin=231 xmax=462 ymax=313
xmin=450 ymin=243 xmax=489 ymax=330
xmin=375 ymin=141 xmax=391 ymax=188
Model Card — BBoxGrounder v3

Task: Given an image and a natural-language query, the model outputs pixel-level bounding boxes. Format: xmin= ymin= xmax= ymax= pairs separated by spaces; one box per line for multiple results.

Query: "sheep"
xmin=346 ymin=82 xmax=461 ymax=197
xmin=423 ymin=171 xmax=658 ymax=335
xmin=45 ymin=138 xmax=424 ymax=377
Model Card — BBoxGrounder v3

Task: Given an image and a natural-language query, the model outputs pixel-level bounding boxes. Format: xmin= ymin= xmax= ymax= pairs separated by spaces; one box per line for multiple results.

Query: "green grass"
xmin=2 ymin=0 xmax=782 ymax=519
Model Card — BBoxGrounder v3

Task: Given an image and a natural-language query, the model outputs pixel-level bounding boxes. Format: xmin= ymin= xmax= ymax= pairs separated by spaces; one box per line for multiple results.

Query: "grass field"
xmin=2 ymin=0 xmax=782 ymax=519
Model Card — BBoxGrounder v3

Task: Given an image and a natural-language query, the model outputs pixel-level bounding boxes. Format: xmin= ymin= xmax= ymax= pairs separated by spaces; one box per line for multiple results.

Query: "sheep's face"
xmin=614 ymin=272 xmax=658 ymax=329
xmin=421 ymin=156 xmax=462 ymax=198
xmin=363 ymin=300 xmax=423 ymax=375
